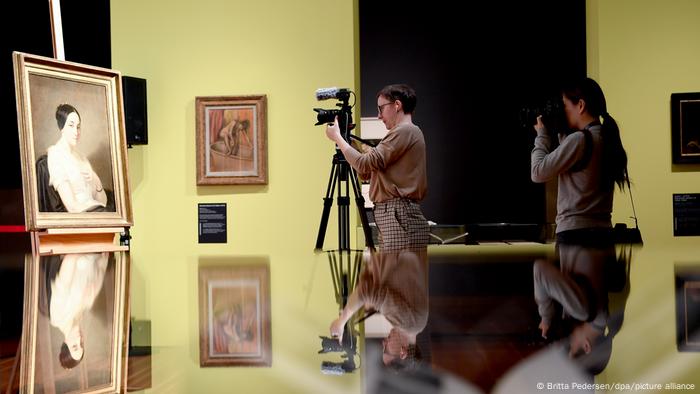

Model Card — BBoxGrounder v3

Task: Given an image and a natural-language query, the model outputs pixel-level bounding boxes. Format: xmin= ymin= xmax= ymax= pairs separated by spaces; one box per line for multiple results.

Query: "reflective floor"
xmin=2 ymin=232 xmax=700 ymax=393
xmin=314 ymin=239 xmax=700 ymax=394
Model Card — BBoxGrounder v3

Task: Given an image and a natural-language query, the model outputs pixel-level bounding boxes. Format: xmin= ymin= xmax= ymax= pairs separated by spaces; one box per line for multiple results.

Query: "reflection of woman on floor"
xmin=533 ymin=238 xmax=630 ymax=374
xmin=49 ymin=252 xmax=109 ymax=369
xmin=47 ymin=104 xmax=111 ymax=212
xmin=329 ymin=249 xmax=428 ymax=369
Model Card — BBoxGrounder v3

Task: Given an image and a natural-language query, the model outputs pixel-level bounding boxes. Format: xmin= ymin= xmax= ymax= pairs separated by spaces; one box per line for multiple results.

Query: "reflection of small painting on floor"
xmin=687 ymin=285 xmax=700 ymax=342
xmin=210 ymin=282 xmax=261 ymax=357
xmin=199 ymin=263 xmax=271 ymax=366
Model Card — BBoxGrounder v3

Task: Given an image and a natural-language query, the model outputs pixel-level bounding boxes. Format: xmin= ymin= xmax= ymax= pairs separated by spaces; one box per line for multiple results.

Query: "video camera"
xmin=318 ymin=334 xmax=358 ymax=375
xmin=313 ymin=87 xmax=355 ymax=141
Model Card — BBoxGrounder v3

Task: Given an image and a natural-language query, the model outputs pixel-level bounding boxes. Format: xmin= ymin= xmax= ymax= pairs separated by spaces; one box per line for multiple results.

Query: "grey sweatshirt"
xmin=531 ymin=125 xmax=613 ymax=233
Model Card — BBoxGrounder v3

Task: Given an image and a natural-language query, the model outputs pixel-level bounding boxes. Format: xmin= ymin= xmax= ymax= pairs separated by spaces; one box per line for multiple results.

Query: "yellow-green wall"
xmin=588 ymin=0 xmax=700 ymax=390
xmin=111 ymin=0 xmax=700 ymax=391
xmin=112 ymin=1 xmax=360 ymax=393
xmin=591 ymin=0 xmax=700 ymax=244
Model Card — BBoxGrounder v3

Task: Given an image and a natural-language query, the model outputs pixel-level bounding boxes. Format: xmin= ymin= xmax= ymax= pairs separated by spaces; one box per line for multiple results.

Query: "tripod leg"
xmin=348 ymin=168 xmax=375 ymax=249
xmin=316 ymin=161 xmax=339 ymax=250
xmin=337 ymin=180 xmax=350 ymax=251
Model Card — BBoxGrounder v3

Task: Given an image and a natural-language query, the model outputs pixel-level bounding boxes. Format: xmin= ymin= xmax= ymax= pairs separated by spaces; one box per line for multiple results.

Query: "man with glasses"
xmin=325 ymin=84 xmax=428 ymax=250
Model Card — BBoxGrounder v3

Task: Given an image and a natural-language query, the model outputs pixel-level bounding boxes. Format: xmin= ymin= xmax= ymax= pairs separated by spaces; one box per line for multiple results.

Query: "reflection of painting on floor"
xmin=208 ymin=108 xmax=256 ymax=174
xmin=37 ymin=254 xmax=116 ymax=393
xmin=676 ymin=266 xmax=700 ymax=352
xmin=686 ymin=284 xmax=700 ymax=343
xmin=209 ymin=279 xmax=261 ymax=357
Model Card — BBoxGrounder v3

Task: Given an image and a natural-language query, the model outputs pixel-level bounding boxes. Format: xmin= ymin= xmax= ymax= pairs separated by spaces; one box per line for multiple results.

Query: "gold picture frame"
xmin=198 ymin=264 xmax=271 ymax=367
xmin=20 ymin=251 xmax=130 ymax=393
xmin=13 ymin=51 xmax=133 ymax=230
xmin=196 ymin=95 xmax=268 ymax=185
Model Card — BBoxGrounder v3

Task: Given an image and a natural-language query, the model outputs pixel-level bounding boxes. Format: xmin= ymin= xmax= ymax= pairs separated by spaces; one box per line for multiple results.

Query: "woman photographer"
xmin=325 ymin=84 xmax=429 ymax=251
xmin=530 ymin=77 xmax=629 ymax=243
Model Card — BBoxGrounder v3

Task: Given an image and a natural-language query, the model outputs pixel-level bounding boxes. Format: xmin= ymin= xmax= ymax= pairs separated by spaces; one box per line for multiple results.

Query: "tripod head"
xmin=314 ymin=87 xmax=355 ymax=143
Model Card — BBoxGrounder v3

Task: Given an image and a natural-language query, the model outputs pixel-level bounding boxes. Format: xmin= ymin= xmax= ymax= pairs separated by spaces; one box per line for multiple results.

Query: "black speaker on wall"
xmin=122 ymin=76 xmax=148 ymax=146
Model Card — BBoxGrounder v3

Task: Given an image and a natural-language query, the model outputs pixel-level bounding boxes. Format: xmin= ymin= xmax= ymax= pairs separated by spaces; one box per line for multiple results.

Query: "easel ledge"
xmin=31 ymin=227 xmax=130 ymax=255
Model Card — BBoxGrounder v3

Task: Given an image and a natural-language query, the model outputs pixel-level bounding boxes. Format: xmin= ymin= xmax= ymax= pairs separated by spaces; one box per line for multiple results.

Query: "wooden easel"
xmin=32 ymin=228 xmax=130 ymax=256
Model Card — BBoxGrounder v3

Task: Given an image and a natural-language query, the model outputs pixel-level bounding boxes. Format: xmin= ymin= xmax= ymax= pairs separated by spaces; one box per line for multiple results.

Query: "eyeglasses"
xmin=377 ymin=102 xmax=394 ymax=114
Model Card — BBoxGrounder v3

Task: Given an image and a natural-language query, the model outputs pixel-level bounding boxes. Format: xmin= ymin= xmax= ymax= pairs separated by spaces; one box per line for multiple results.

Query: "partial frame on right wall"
xmin=675 ymin=265 xmax=700 ymax=351
xmin=671 ymin=93 xmax=700 ymax=164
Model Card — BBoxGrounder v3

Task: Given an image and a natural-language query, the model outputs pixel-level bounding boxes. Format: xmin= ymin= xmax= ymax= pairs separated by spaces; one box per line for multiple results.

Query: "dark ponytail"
xmin=599 ymin=112 xmax=628 ymax=191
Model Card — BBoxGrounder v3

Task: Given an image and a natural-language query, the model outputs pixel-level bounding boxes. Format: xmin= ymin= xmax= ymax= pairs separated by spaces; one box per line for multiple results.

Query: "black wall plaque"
xmin=198 ymin=203 xmax=227 ymax=243
xmin=673 ymin=194 xmax=700 ymax=236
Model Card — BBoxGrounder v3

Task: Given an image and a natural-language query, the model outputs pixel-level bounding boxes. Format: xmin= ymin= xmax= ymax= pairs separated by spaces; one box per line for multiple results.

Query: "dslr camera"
xmin=519 ymin=97 xmax=566 ymax=134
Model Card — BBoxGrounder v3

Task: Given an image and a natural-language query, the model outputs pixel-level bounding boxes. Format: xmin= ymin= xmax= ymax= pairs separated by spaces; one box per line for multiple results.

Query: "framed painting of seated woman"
xmin=13 ymin=52 xmax=132 ymax=230
xmin=196 ymin=95 xmax=268 ymax=185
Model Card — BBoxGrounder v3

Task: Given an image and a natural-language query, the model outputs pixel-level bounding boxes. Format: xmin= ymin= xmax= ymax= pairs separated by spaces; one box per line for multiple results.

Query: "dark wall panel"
xmin=0 ymin=2 xmax=54 ymax=188
xmin=359 ymin=1 xmax=586 ymax=228
xmin=61 ymin=0 xmax=111 ymax=69
xmin=0 ymin=1 xmax=110 ymax=191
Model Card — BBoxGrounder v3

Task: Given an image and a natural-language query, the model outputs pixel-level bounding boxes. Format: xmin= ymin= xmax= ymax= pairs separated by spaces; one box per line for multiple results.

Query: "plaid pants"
xmin=373 ymin=198 xmax=429 ymax=251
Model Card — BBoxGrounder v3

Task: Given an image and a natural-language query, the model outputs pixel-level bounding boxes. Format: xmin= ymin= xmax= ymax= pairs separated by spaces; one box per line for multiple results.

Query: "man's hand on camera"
xmin=534 ymin=115 xmax=547 ymax=136
xmin=325 ymin=116 xmax=342 ymax=143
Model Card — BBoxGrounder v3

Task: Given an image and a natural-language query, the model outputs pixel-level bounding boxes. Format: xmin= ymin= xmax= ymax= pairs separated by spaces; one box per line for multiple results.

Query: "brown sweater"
xmin=340 ymin=123 xmax=427 ymax=203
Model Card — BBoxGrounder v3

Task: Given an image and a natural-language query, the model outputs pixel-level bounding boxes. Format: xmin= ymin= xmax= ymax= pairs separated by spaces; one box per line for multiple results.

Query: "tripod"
xmin=318 ymin=249 xmax=363 ymax=374
xmin=315 ymin=144 xmax=375 ymax=251
xmin=313 ymin=89 xmax=375 ymax=251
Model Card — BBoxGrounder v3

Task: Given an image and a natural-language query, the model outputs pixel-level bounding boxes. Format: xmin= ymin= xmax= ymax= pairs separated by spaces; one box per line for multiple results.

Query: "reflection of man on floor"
xmin=49 ymin=253 xmax=109 ymax=369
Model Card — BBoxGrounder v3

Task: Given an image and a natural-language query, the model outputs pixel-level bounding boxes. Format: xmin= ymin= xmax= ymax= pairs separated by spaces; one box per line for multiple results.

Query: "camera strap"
xmin=569 ymin=123 xmax=596 ymax=172
xmin=569 ymin=120 xmax=642 ymax=242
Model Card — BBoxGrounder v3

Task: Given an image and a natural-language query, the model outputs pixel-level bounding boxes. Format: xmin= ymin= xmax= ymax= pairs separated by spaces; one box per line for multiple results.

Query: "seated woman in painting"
xmin=37 ymin=104 xmax=114 ymax=213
